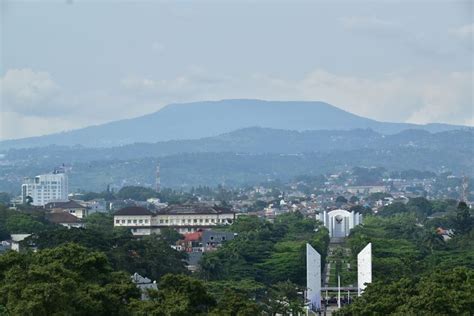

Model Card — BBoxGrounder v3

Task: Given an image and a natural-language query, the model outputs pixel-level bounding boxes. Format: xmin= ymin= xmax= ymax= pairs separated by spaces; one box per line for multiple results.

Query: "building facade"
xmin=21 ymin=170 xmax=68 ymax=206
xmin=317 ymin=209 xmax=362 ymax=238
xmin=114 ymin=204 xmax=236 ymax=235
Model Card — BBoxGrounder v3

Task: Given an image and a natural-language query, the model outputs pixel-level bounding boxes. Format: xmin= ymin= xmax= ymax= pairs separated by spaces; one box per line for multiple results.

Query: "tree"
xmin=336 ymin=268 xmax=474 ymax=315
xmin=159 ymin=227 xmax=183 ymax=245
xmin=452 ymin=202 xmax=473 ymax=236
xmin=209 ymin=289 xmax=262 ymax=316
xmin=0 ymin=193 xmax=11 ymax=206
xmin=335 ymin=196 xmax=348 ymax=204
xmin=264 ymin=281 xmax=304 ymax=316
xmin=0 ymin=243 xmax=139 ymax=315
xmin=131 ymin=274 xmax=216 ymax=316
xmin=109 ymin=235 xmax=188 ymax=281
xmin=349 ymin=195 xmax=359 ymax=204
xmin=5 ymin=213 xmax=46 ymax=234
xmin=421 ymin=229 xmax=445 ymax=254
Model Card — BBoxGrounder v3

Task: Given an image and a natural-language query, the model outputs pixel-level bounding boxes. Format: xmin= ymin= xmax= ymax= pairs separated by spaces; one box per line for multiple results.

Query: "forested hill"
xmin=3 ymin=128 xmax=473 ymax=164
xmin=0 ymin=99 xmax=465 ymax=149
xmin=1 ymin=128 xmax=473 ymax=192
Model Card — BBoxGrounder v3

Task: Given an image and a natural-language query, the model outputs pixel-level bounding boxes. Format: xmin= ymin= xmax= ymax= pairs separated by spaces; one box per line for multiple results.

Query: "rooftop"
xmin=46 ymin=211 xmax=82 ymax=224
xmin=157 ymin=204 xmax=234 ymax=215
xmin=114 ymin=206 xmax=154 ymax=216
xmin=44 ymin=200 xmax=86 ymax=210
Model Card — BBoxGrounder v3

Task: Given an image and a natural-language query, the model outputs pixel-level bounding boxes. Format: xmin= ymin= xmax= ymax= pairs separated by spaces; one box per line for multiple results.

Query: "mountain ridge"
xmin=0 ymin=99 xmax=468 ymax=149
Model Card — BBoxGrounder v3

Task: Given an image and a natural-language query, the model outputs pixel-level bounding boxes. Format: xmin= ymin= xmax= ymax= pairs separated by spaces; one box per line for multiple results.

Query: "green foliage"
xmin=0 ymin=243 xmax=139 ymax=315
xmin=452 ymin=202 xmax=474 ymax=236
xmin=2 ymin=209 xmax=49 ymax=235
xmin=340 ymin=205 xmax=474 ymax=314
xmin=29 ymin=227 xmax=187 ymax=281
xmin=0 ymin=193 xmax=11 ymax=206
xmin=336 ymin=267 xmax=474 ymax=315
xmin=199 ymin=212 xmax=329 ymax=287
xmin=263 ymin=281 xmax=304 ymax=316
xmin=131 ymin=274 xmax=216 ymax=316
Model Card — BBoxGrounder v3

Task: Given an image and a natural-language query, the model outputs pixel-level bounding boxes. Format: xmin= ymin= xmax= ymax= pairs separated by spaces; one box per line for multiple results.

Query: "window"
xmin=115 ymin=220 xmax=119 ymax=224
xmin=139 ymin=219 xmax=143 ymax=224
xmin=144 ymin=219 xmax=149 ymax=224
xmin=193 ymin=219 xmax=198 ymax=223
xmin=205 ymin=219 xmax=209 ymax=223
xmin=211 ymin=219 xmax=215 ymax=223
xmin=127 ymin=220 xmax=131 ymax=224
xmin=222 ymin=236 xmax=226 ymax=241
xmin=199 ymin=219 xmax=203 ymax=223
xmin=133 ymin=220 xmax=137 ymax=224
xmin=122 ymin=220 xmax=125 ymax=224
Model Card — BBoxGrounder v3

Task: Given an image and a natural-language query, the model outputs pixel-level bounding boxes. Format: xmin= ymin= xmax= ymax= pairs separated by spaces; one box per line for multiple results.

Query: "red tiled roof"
xmin=183 ymin=231 xmax=203 ymax=242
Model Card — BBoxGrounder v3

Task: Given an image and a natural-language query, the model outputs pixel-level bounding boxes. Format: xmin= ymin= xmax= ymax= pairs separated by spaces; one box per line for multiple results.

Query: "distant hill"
xmin=1 ymin=128 xmax=472 ymax=192
xmin=0 ymin=99 xmax=466 ymax=149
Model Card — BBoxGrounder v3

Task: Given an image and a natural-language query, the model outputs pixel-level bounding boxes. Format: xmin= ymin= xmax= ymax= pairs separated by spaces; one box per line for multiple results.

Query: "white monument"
xmin=357 ymin=243 xmax=372 ymax=296
xmin=306 ymin=243 xmax=321 ymax=311
xmin=318 ymin=209 xmax=362 ymax=238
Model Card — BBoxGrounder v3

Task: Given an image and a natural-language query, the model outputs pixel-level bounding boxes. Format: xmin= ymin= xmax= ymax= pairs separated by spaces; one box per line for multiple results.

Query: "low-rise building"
xmin=44 ymin=200 xmax=89 ymax=218
xmin=114 ymin=204 xmax=235 ymax=235
xmin=45 ymin=211 xmax=84 ymax=228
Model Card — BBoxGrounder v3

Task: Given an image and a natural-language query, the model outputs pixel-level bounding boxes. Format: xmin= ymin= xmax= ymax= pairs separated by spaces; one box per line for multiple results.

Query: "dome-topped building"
xmin=317 ymin=209 xmax=362 ymax=238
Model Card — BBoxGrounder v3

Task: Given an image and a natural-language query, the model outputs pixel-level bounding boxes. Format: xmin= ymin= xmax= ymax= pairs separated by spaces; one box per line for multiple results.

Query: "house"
xmin=45 ymin=210 xmax=84 ymax=228
xmin=131 ymin=273 xmax=157 ymax=300
xmin=114 ymin=204 xmax=236 ymax=235
xmin=177 ymin=230 xmax=204 ymax=252
xmin=202 ymin=230 xmax=235 ymax=251
xmin=44 ymin=200 xmax=89 ymax=219
xmin=10 ymin=234 xmax=32 ymax=252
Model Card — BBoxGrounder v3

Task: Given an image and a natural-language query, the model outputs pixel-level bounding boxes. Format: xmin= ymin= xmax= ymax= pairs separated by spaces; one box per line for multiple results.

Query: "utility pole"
xmin=337 ymin=275 xmax=341 ymax=308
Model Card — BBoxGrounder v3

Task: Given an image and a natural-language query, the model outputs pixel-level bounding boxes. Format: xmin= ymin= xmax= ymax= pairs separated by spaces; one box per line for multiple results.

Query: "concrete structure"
xmin=306 ymin=243 xmax=321 ymax=311
xmin=21 ymin=169 xmax=68 ymax=206
xmin=114 ymin=204 xmax=235 ymax=235
xmin=357 ymin=243 xmax=372 ymax=296
xmin=318 ymin=209 xmax=362 ymax=238
xmin=155 ymin=164 xmax=161 ymax=192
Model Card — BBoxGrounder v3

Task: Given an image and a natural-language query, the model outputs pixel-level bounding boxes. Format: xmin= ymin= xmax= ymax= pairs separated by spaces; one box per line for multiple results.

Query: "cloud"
xmin=339 ymin=16 xmax=401 ymax=34
xmin=119 ymin=68 xmax=474 ymax=126
xmin=1 ymin=68 xmax=60 ymax=115
xmin=2 ymin=66 xmax=473 ymax=140
xmin=451 ymin=23 xmax=474 ymax=40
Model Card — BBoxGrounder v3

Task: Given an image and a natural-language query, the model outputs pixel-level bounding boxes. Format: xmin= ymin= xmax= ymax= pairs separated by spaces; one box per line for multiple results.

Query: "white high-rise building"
xmin=21 ymin=169 xmax=68 ymax=206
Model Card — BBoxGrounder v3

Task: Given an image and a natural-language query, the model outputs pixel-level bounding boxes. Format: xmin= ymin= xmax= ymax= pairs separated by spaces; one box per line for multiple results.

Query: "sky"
xmin=1 ymin=0 xmax=473 ymax=140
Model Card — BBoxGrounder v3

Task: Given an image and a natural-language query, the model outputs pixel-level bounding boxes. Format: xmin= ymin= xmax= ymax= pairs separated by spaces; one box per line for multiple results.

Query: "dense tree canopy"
xmin=0 ymin=243 xmax=140 ymax=315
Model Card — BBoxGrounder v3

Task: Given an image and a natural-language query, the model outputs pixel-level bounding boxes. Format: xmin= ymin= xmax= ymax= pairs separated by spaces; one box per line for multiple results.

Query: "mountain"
xmin=1 ymin=128 xmax=472 ymax=192
xmin=0 ymin=99 xmax=466 ymax=149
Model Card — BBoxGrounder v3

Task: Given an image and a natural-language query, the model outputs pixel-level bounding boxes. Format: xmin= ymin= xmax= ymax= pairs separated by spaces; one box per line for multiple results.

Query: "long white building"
xmin=114 ymin=204 xmax=236 ymax=235
xmin=21 ymin=170 xmax=68 ymax=206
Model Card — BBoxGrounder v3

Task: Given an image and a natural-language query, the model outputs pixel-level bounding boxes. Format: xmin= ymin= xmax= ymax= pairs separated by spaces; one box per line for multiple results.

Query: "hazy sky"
xmin=1 ymin=0 xmax=473 ymax=140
